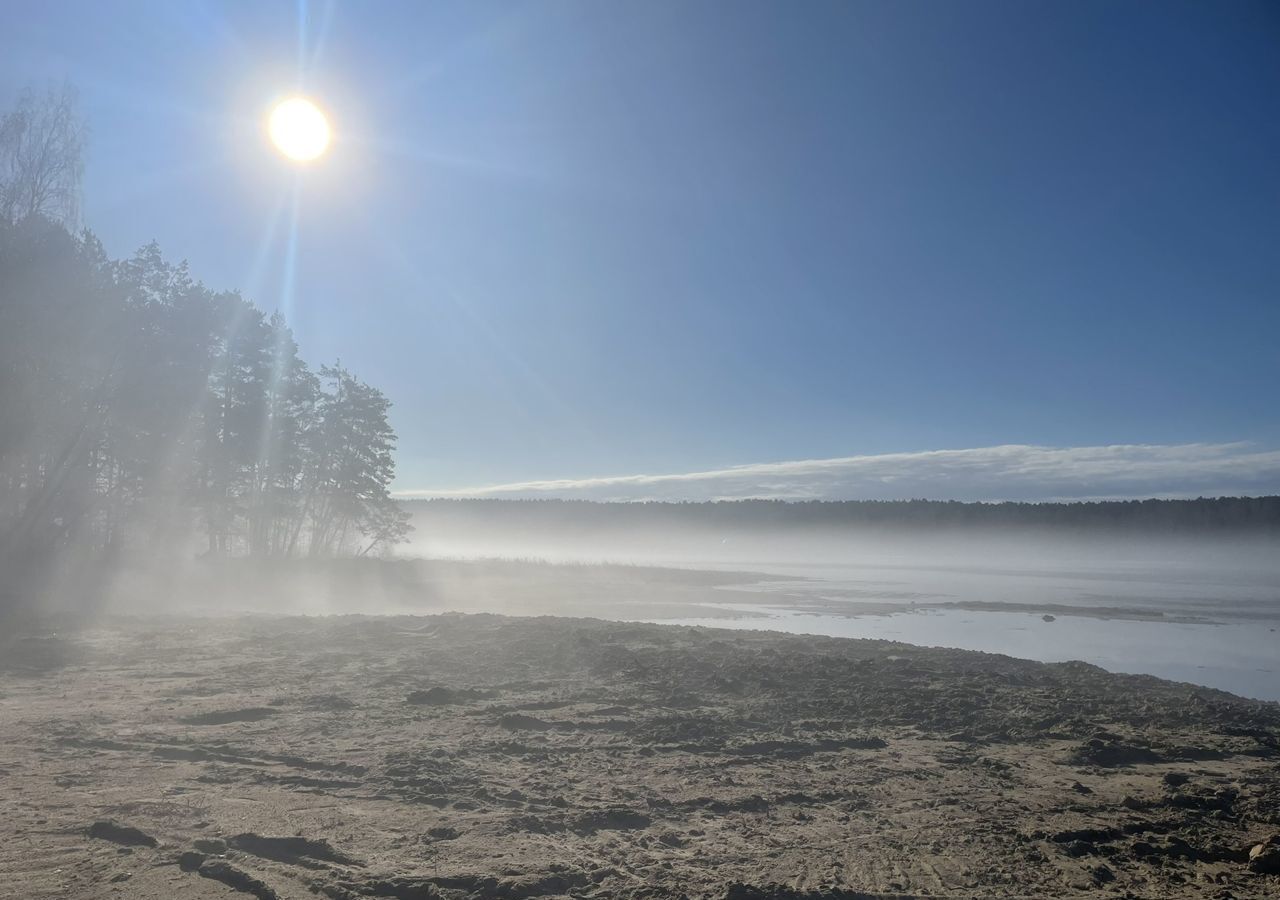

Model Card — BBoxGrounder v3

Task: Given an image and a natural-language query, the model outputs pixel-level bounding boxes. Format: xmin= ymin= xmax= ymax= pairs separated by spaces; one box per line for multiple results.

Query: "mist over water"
xmin=402 ymin=504 xmax=1280 ymax=699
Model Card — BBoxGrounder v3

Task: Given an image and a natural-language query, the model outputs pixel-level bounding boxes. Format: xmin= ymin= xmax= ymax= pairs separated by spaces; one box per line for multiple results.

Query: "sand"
xmin=2 ymin=611 xmax=1279 ymax=899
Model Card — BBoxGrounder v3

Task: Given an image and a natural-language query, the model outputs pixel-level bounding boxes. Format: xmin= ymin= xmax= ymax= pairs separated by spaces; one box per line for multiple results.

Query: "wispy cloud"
xmin=396 ymin=443 xmax=1280 ymax=502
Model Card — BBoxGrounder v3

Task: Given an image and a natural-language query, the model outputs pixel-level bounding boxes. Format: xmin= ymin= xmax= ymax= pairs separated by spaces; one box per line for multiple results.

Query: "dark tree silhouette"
xmin=0 ymin=89 xmax=410 ymax=598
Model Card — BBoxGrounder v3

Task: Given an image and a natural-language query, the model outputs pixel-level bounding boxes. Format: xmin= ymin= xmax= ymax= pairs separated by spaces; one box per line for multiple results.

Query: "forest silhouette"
xmin=405 ymin=495 xmax=1280 ymax=534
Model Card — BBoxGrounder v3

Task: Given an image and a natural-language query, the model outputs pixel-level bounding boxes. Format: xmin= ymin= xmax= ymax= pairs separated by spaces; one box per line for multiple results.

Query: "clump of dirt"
xmin=337 ymin=875 xmax=442 ymax=899
xmin=1065 ymin=732 xmax=1162 ymax=767
xmin=86 ymin=819 xmax=157 ymax=847
xmin=197 ymin=859 xmax=279 ymax=899
xmin=407 ymin=686 xmax=491 ymax=705
xmin=229 ymin=832 xmax=362 ymax=867
xmin=1250 ymin=835 xmax=1280 ymax=874
xmin=573 ymin=808 xmax=651 ymax=832
xmin=498 ymin=713 xmax=557 ymax=731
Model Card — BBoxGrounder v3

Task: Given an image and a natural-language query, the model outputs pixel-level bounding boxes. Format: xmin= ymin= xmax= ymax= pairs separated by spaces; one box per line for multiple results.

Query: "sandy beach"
xmin=3 ymin=610 xmax=1279 ymax=899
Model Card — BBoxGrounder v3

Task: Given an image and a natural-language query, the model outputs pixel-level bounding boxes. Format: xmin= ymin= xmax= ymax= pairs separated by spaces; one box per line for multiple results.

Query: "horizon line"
xmin=397 ymin=493 xmax=1280 ymax=504
xmin=393 ymin=441 xmax=1280 ymax=503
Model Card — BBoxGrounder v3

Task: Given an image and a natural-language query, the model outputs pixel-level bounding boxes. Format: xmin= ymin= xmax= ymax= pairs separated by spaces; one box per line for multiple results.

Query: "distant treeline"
xmin=1 ymin=87 xmax=410 ymax=588
xmin=402 ymin=497 xmax=1280 ymax=533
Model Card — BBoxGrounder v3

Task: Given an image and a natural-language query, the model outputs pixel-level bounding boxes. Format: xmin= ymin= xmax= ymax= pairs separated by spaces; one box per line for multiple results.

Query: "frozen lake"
xmin=407 ymin=527 xmax=1280 ymax=700
xmin=652 ymin=602 xmax=1279 ymax=701
xmin=648 ymin=553 xmax=1280 ymax=701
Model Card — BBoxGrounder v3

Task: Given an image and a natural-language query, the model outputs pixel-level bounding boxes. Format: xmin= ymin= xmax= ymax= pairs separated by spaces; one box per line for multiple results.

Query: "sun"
xmin=268 ymin=97 xmax=331 ymax=162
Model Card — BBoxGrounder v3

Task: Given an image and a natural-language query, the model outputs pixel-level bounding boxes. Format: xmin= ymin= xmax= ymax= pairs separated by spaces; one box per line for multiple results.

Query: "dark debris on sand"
xmin=4 ymin=613 xmax=1279 ymax=899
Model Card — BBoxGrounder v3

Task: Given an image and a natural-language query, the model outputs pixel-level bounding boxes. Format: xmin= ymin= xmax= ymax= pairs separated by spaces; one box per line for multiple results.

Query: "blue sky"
xmin=3 ymin=1 xmax=1278 ymax=498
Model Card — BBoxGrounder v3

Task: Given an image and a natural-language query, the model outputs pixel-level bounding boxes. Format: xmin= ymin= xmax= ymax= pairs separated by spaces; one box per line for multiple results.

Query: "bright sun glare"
xmin=268 ymin=97 xmax=331 ymax=162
